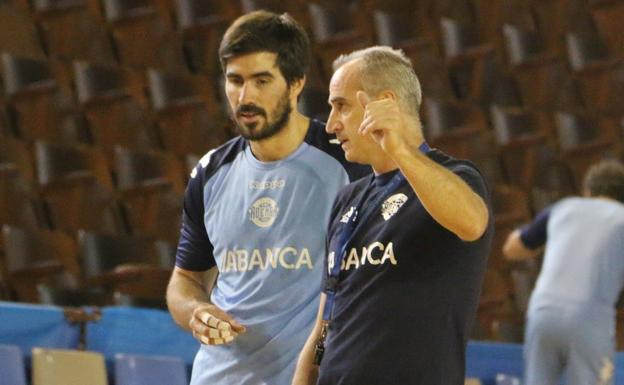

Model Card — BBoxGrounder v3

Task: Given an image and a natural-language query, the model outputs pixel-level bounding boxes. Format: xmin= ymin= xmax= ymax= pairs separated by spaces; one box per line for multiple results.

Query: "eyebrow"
xmin=328 ymin=96 xmax=347 ymax=105
xmin=226 ymin=71 xmax=275 ymax=79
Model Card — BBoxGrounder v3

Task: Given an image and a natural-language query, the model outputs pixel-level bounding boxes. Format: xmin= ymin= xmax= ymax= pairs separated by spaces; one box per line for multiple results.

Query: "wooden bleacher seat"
xmin=35 ymin=140 xmax=125 ymax=234
xmin=2 ymin=225 xmax=80 ymax=302
xmin=33 ymin=0 xmax=117 ymax=64
xmin=489 ymin=184 xmax=531 ymax=272
xmin=73 ymin=60 xmax=158 ymax=156
xmin=591 ymin=1 xmax=624 ymax=59
xmin=0 ymin=2 xmax=45 ymax=58
xmin=554 ymin=110 xmax=620 ymax=188
xmin=101 ymin=0 xmax=187 ymax=72
xmin=113 ymin=146 xmax=184 ymax=243
xmin=530 ymin=149 xmax=576 ymax=213
xmin=476 ymin=268 xmax=524 ymax=343
xmin=239 ymin=0 xmax=309 ymax=30
xmin=1 ymin=54 xmax=81 ymax=144
xmin=173 ymin=0 xmax=235 ymax=77
xmin=0 ymin=137 xmax=42 ymax=232
xmin=307 ymin=1 xmax=371 ymax=79
xmin=78 ymin=230 xmax=174 ymax=302
xmin=147 ymin=68 xmax=229 ymax=157
xmin=491 ymin=105 xmax=555 ymax=189
xmin=32 ymin=347 xmax=108 ymax=385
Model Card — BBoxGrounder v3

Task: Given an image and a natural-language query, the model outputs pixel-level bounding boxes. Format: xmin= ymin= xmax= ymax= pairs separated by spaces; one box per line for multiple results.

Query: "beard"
xmin=232 ymin=91 xmax=292 ymax=141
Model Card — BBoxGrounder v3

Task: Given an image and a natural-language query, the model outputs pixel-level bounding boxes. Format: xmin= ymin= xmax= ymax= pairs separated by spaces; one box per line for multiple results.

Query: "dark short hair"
xmin=583 ymin=160 xmax=624 ymax=203
xmin=219 ymin=11 xmax=310 ymax=86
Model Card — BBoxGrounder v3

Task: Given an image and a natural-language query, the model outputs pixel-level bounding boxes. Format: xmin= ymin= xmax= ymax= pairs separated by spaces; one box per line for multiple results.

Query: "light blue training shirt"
xmin=521 ymin=197 xmax=624 ymax=318
xmin=175 ymin=119 xmax=369 ymax=385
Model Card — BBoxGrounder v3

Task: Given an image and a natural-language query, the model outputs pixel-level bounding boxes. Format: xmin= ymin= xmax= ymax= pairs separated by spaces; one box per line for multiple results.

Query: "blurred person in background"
xmin=166 ymin=10 xmax=368 ymax=385
xmin=504 ymin=160 xmax=624 ymax=385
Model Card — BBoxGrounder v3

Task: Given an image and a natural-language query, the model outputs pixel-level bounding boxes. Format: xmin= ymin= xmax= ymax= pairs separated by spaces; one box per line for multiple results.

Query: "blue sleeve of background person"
xmin=175 ymin=162 xmax=215 ymax=271
xmin=520 ymin=206 xmax=552 ymax=249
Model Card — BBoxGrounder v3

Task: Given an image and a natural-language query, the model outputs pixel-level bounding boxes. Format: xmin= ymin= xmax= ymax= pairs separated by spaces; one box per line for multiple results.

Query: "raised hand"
xmin=356 ymin=90 xmax=423 ymax=157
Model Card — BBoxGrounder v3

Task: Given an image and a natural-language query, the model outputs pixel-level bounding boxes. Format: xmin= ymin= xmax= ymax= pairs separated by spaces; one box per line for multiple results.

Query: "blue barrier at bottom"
xmin=4 ymin=302 xmax=624 ymax=384
xmin=86 ymin=306 xmax=198 ymax=365
xmin=0 ymin=301 xmax=80 ymax=356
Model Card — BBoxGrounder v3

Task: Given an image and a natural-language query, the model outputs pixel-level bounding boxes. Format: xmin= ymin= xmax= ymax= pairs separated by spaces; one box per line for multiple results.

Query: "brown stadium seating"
xmin=147 ymin=68 xmax=229 ymax=157
xmin=33 ymin=0 xmax=117 ymax=65
xmin=2 ymin=225 xmax=80 ymax=302
xmin=530 ymin=149 xmax=576 ymax=213
xmin=0 ymin=103 xmax=12 ymax=136
xmin=475 ymin=268 xmax=524 ymax=343
xmin=0 ymin=2 xmax=46 ymax=58
xmin=554 ymin=110 xmax=620 ymax=188
xmin=34 ymin=140 xmax=125 ymax=234
xmin=529 ymin=0 xmax=572 ymax=58
xmin=73 ymin=60 xmax=158 ymax=156
xmin=591 ymin=1 xmax=624 ymax=59
xmin=571 ymin=60 xmax=624 ymax=117
xmin=368 ymin=7 xmax=455 ymax=99
xmin=101 ymin=0 xmax=187 ymax=72
xmin=32 ymin=347 xmax=108 ymax=385
xmin=0 ymin=54 xmax=83 ymax=144
xmin=78 ymin=230 xmax=174 ymax=303
xmin=421 ymin=97 xmax=501 ymax=183
xmin=490 ymin=105 xmax=554 ymax=190
xmin=440 ymin=16 xmax=494 ymax=65
xmin=509 ymin=258 xmax=540 ymax=315
xmin=307 ymin=1 xmax=371 ymax=80
xmin=240 ymin=0 xmax=309 ymax=28
xmin=37 ymin=278 xmax=108 ymax=307
xmin=113 ymin=146 xmax=184 ymax=243
xmin=0 ymin=137 xmax=42 ymax=231
xmin=565 ymin=30 xmax=616 ymax=74
xmin=174 ymin=0 xmax=235 ymax=77
xmin=502 ymin=23 xmax=579 ymax=112
xmin=489 ymin=184 xmax=531 ymax=272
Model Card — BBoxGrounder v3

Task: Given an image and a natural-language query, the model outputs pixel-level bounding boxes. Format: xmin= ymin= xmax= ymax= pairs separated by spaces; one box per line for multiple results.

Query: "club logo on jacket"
xmin=381 ymin=193 xmax=408 ymax=220
xmin=249 ymin=197 xmax=279 ymax=228
xmin=340 ymin=206 xmax=356 ymax=223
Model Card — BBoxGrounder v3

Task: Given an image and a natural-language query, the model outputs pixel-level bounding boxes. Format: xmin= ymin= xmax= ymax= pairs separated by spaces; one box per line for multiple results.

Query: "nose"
xmin=326 ymin=109 xmax=341 ymax=134
xmin=238 ymin=82 xmax=256 ymax=105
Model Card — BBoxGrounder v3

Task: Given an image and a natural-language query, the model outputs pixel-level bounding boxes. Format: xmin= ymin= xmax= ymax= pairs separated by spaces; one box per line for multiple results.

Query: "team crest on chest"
xmin=381 ymin=193 xmax=408 ymax=220
xmin=248 ymin=197 xmax=279 ymax=228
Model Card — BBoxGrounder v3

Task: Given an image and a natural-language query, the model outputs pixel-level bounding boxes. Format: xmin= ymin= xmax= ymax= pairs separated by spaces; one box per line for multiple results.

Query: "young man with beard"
xmin=292 ymin=46 xmax=492 ymax=385
xmin=166 ymin=10 xmax=369 ymax=385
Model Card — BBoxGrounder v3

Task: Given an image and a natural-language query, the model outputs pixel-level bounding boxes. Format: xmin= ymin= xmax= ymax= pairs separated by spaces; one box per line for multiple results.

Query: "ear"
xmin=356 ymin=90 xmax=371 ymax=109
xmin=379 ymin=90 xmax=396 ymax=100
xmin=289 ymin=75 xmax=306 ymax=101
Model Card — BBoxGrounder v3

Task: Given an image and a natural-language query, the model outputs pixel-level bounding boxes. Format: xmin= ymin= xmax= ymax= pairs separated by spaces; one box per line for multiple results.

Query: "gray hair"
xmin=332 ymin=46 xmax=422 ymax=117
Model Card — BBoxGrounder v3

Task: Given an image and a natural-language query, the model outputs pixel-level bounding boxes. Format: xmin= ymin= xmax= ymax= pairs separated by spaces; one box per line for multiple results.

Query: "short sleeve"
xmin=174 ymin=165 xmax=215 ymax=271
xmin=454 ymin=163 xmax=490 ymax=200
xmin=520 ymin=206 xmax=552 ymax=249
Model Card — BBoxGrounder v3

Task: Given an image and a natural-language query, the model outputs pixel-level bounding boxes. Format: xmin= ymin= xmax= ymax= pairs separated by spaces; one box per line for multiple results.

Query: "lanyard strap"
xmin=322 ymin=142 xmax=431 ymax=322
